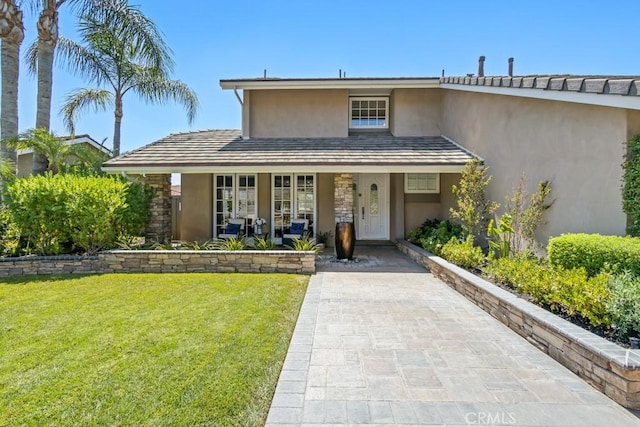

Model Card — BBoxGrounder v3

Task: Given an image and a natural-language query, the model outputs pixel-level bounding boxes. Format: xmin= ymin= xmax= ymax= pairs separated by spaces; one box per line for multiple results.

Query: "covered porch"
xmin=102 ymin=130 xmax=479 ymax=244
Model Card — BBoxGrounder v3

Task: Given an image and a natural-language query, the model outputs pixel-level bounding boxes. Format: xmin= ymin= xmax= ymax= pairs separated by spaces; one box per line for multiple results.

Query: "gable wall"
xmin=391 ymin=89 xmax=442 ymax=136
xmin=249 ymin=89 xmax=348 ymax=137
xmin=441 ymin=90 xmax=627 ymax=243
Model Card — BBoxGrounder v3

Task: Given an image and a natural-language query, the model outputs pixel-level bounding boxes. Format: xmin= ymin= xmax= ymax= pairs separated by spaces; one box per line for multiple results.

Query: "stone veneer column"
xmin=334 ymin=173 xmax=354 ymax=223
xmin=143 ymin=174 xmax=172 ymax=242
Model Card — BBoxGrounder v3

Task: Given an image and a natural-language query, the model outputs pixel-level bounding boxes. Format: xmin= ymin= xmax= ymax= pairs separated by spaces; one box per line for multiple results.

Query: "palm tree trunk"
xmin=32 ymin=0 xmax=59 ymax=174
xmin=113 ymin=95 xmax=123 ymax=156
xmin=0 ymin=0 xmax=24 ymax=165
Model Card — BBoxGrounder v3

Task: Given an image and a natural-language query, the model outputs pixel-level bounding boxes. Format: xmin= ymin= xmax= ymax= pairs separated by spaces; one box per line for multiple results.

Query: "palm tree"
xmin=0 ymin=0 xmax=25 ymax=166
xmin=8 ymin=128 xmax=81 ymax=175
xmin=58 ymin=0 xmax=198 ymax=156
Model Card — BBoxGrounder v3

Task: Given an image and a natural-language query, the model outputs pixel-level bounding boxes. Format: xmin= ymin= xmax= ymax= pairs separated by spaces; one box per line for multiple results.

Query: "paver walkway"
xmin=266 ymin=248 xmax=640 ymax=426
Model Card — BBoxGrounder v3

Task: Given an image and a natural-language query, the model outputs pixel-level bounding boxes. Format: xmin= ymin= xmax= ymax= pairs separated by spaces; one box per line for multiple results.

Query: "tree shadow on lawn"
xmin=0 ymin=274 xmax=96 ymax=285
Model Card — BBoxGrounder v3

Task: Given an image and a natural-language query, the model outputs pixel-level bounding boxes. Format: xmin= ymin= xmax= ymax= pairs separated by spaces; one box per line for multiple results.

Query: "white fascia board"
xmin=102 ymin=164 xmax=467 ymax=175
xmin=220 ymin=79 xmax=441 ymax=90
xmin=440 ymin=84 xmax=640 ymax=111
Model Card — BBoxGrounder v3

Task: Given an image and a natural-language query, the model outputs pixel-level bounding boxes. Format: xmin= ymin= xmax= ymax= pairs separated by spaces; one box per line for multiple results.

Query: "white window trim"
xmin=271 ymin=174 xmax=317 ymax=242
xmin=349 ymin=96 xmax=389 ymax=129
xmin=213 ymin=173 xmax=258 ymax=237
xmin=404 ymin=173 xmax=440 ymax=194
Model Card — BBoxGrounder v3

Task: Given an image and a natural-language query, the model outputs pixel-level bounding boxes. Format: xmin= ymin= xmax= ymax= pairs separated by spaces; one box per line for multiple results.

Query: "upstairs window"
xmin=350 ymin=97 xmax=388 ymax=129
xmin=405 ymin=173 xmax=440 ymax=193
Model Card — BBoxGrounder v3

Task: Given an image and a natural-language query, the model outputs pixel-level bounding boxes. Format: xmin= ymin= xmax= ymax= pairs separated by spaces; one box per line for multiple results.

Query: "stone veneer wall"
xmin=334 ymin=173 xmax=354 ymax=223
xmin=0 ymin=251 xmax=315 ymax=277
xmin=396 ymin=240 xmax=640 ymax=409
xmin=142 ymin=174 xmax=172 ymax=242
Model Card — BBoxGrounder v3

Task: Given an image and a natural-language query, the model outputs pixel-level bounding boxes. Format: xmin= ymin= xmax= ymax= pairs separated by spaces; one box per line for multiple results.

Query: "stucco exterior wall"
xmin=441 ymin=90 xmax=627 ymax=242
xmin=390 ymin=173 xmax=405 ymax=240
xmin=317 ymin=173 xmax=335 ymax=246
xmin=17 ymin=153 xmax=33 ymax=178
xmin=249 ymin=89 xmax=348 ymax=137
xmin=439 ymin=173 xmax=461 ymax=220
xmin=391 ymin=89 xmax=442 ymax=136
xmin=628 ymin=110 xmax=640 ymax=139
xmin=181 ymin=174 xmax=212 ymax=242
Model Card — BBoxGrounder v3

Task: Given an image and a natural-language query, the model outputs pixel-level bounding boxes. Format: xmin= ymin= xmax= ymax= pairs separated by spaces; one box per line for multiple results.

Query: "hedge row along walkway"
xmin=266 ymin=247 xmax=640 ymax=426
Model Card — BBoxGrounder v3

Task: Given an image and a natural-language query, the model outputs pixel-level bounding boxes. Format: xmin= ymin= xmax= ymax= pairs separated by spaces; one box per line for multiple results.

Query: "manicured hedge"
xmin=548 ymin=234 xmax=640 ymax=277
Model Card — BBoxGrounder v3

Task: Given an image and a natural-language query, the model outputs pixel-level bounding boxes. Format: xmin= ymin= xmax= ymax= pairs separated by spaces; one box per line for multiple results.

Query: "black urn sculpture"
xmin=335 ymin=222 xmax=356 ymax=260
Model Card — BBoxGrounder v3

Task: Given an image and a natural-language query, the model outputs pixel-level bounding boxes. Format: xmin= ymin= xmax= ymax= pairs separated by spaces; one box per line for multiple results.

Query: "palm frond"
xmin=60 ymin=89 xmax=113 ymax=134
xmin=56 ymin=36 xmax=114 ymax=88
xmin=134 ymin=75 xmax=199 ymax=124
xmin=24 ymin=39 xmax=39 ymax=76
xmin=84 ymin=0 xmax=174 ymax=73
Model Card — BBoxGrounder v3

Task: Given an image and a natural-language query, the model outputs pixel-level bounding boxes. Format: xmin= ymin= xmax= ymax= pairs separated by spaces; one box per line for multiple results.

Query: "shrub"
xmin=505 ymin=176 xmax=552 ymax=253
xmin=287 ymin=233 xmax=319 ymax=253
xmin=407 ymin=218 xmax=464 ymax=256
xmin=252 ymin=236 xmax=277 ymax=250
xmin=548 ymin=233 xmax=640 ymax=277
xmin=607 ymin=271 xmax=640 ymax=339
xmin=623 ymin=134 xmax=640 ymax=236
xmin=3 ymin=174 xmax=151 ymax=255
xmin=119 ymin=179 xmax=153 ymax=237
xmin=484 ymin=256 xmax=611 ymax=327
xmin=450 ymin=158 xmax=499 ymax=237
xmin=213 ymin=237 xmax=248 ymax=251
xmin=440 ymin=236 xmax=485 ymax=269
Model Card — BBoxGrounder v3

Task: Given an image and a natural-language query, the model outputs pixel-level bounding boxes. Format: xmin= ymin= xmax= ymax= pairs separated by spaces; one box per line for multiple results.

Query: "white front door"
xmin=356 ymin=173 xmax=389 ymax=240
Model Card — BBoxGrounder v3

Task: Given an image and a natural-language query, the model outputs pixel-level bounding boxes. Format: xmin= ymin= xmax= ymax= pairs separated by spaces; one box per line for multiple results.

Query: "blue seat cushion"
xmin=225 ymin=223 xmax=241 ymax=234
xmin=289 ymin=222 xmax=305 ymax=234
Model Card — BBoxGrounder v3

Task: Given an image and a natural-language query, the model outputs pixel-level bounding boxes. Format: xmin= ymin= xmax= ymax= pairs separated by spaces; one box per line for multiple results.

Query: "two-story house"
xmin=102 ymin=73 xmax=640 ymax=246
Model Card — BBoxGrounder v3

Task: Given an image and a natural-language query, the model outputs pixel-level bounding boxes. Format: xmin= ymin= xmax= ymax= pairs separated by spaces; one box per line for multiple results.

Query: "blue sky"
xmin=14 ymin=0 xmax=640 ymax=154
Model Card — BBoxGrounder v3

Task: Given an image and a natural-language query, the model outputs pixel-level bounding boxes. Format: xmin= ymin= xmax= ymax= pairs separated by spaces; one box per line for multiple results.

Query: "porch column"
xmin=143 ymin=174 xmax=172 ymax=242
xmin=334 ymin=173 xmax=354 ymax=223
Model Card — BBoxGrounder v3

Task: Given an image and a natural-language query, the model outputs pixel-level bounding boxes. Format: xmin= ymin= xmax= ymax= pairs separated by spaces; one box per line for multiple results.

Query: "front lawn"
xmin=0 ymin=273 xmax=308 ymax=426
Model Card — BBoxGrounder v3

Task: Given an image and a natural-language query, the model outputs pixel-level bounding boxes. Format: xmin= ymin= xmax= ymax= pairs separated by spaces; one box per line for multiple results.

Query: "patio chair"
xmin=283 ymin=218 xmax=309 ymax=247
xmin=219 ymin=218 xmax=245 ymax=239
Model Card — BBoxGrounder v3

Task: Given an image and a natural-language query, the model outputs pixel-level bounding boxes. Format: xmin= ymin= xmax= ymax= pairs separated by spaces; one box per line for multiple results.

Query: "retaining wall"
xmin=397 ymin=240 xmax=640 ymax=409
xmin=0 ymin=250 xmax=315 ymax=277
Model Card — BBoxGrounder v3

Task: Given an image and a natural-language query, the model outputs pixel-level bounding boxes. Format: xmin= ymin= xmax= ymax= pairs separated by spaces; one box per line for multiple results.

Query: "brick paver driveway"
xmin=267 ymin=247 xmax=640 ymax=426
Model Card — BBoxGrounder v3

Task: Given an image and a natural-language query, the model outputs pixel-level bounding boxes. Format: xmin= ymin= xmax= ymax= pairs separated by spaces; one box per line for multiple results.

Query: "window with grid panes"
xmin=404 ymin=173 xmax=440 ymax=193
xmin=349 ymin=97 xmax=388 ymax=129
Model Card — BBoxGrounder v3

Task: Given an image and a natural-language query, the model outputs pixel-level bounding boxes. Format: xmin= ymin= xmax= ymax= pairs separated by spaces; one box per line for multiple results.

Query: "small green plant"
xmin=315 ymin=230 xmax=333 ymax=245
xmin=487 ymin=213 xmax=514 ymax=259
xmin=252 ymin=236 xmax=277 ymax=250
xmin=287 ymin=233 xmax=320 ymax=253
xmin=607 ymin=271 xmax=640 ymax=340
xmin=151 ymin=240 xmax=175 ymax=250
xmin=407 ymin=219 xmax=464 ymax=255
xmin=505 ymin=176 xmax=552 ymax=253
xmin=440 ymin=236 xmax=485 ymax=269
xmin=181 ymin=240 xmax=216 ymax=250
xmin=450 ymin=158 xmax=499 ymax=237
xmin=115 ymin=235 xmax=144 ymax=250
xmin=214 ymin=237 xmax=248 ymax=251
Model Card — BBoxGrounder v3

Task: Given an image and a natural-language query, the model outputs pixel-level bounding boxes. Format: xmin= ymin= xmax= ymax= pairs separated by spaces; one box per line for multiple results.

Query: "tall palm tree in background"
xmin=59 ymin=0 xmax=198 ymax=156
xmin=0 ymin=0 xmax=25 ymax=166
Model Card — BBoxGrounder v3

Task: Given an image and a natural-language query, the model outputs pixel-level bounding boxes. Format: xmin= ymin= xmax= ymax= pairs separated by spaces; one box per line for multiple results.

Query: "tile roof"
xmin=102 ymin=129 xmax=476 ymax=170
xmin=440 ymin=75 xmax=640 ymax=96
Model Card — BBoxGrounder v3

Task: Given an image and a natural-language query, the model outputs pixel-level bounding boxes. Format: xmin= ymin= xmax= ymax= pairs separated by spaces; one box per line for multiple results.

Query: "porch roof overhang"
xmin=102 ymin=129 xmax=479 ymax=175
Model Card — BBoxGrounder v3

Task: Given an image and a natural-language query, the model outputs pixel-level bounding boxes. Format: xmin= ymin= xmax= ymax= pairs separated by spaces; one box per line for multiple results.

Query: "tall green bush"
xmin=407 ymin=218 xmax=464 ymax=255
xmin=623 ymin=134 xmax=640 ymax=236
xmin=450 ymin=158 xmax=499 ymax=237
xmin=548 ymin=233 xmax=640 ymax=277
xmin=3 ymin=174 xmax=151 ymax=255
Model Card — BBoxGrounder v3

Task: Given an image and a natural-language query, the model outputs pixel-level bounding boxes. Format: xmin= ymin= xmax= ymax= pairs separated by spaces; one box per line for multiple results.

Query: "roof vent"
xmin=508 ymin=57 xmax=514 ymax=77
xmin=478 ymin=56 xmax=485 ymax=77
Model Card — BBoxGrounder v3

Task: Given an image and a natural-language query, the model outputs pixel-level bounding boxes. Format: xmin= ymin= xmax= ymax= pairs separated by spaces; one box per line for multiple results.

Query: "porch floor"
xmin=316 ymin=242 xmax=425 ymax=273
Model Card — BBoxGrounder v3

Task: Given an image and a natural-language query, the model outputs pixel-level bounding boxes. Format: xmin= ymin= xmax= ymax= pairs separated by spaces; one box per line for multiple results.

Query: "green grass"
xmin=0 ymin=273 xmax=308 ymax=426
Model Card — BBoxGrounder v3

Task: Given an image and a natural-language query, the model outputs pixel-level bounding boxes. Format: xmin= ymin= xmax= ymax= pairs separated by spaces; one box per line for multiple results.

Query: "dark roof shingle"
xmin=103 ymin=129 xmax=476 ymax=170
